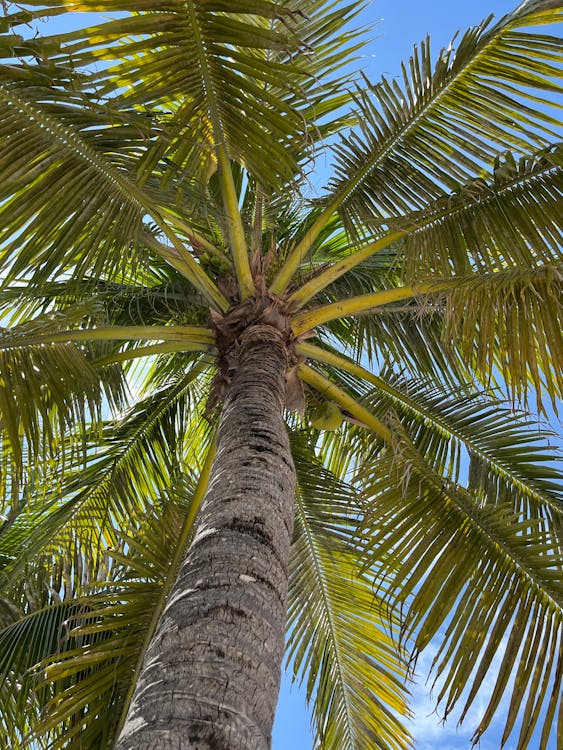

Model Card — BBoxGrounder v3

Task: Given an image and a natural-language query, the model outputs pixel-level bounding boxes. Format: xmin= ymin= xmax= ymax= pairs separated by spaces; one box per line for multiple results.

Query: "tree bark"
xmin=115 ymin=324 xmax=296 ymax=750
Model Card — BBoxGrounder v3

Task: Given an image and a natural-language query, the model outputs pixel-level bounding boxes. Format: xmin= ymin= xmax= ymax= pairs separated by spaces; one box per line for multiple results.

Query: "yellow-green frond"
xmin=287 ymin=432 xmax=411 ymax=750
xmin=358 ymin=418 xmax=562 ymax=750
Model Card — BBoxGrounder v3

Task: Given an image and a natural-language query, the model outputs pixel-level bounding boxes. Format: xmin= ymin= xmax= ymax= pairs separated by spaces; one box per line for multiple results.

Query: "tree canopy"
xmin=0 ymin=0 xmax=561 ymax=748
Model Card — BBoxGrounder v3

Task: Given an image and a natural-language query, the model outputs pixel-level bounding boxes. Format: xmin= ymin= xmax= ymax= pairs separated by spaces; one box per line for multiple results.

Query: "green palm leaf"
xmin=328 ymin=1 xmax=562 ymax=234
xmin=0 ymin=457 xmax=212 ymax=749
xmin=441 ymin=263 xmax=563 ymax=406
xmin=0 ymin=362 xmax=210 ymax=594
xmin=358 ymin=418 xmax=562 ymax=750
xmin=287 ymin=432 xmax=411 ymax=750
xmin=300 ymin=342 xmax=562 ymax=520
xmin=398 ymin=145 xmax=563 ymax=277
xmin=0 ymin=70 xmax=226 ymax=307
xmin=0 ymin=304 xmax=126 ymax=477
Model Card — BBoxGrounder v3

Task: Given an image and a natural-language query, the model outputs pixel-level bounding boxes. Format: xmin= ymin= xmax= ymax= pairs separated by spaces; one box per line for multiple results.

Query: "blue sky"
xmin=272 ymin=3 xmax=557 ymax=749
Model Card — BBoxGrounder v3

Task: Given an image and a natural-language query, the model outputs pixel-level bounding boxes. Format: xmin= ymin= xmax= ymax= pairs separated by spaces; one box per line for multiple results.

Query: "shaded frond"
xmin=0 ymin=601 xmax=81 ymax=748
xmin=441 ymin=263 xmax=563 ymax=407
xmin=0 ymin=363 xmax=211 ymax=594
xmin=397 ymin=144 xmax=563 ymax=277
xmin=0 ymin=273 xmax=212 ymax=339
xmin=0 ymin=455 xmax=213 ymax=749
xmin=299 ymin=342 xmax=563 ymax=526
xmin=0 ymin=67 xmax=227 ymax=308
xmin=0 ymin=304 xmax=126 ymax=479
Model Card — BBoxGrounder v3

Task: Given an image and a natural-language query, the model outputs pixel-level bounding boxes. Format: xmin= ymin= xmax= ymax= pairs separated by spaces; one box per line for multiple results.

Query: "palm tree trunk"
xmin=115 ymin=324 xmax=296 ymax=750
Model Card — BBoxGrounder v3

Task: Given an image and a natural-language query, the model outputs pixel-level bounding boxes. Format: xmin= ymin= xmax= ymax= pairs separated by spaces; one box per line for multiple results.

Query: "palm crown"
xmin=0 ymin=0 xmax=561 ymax=748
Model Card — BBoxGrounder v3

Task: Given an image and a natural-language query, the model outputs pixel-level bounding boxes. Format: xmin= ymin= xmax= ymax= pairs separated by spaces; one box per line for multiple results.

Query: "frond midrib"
xmin=0 ymin=81 xmax=227 ymax=309
xmin=184 ymin=0 xmax=254 ymax=296
xmin=405 ymin=157 xmax=562 ymax=239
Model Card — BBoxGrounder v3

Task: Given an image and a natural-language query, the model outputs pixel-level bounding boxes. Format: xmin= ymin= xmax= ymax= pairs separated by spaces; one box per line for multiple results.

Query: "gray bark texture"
xmin=115 ymin=324 xmax=296 ymax=750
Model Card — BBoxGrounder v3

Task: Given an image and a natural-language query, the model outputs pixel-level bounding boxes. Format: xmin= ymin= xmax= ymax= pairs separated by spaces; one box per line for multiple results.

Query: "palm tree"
xmin=0 ymin=0 xmax=561 ymax=747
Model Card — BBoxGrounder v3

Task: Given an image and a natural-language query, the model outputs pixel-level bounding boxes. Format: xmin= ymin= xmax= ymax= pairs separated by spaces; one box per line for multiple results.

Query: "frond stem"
xmin=288 ymin=231 xmax=405 ymax=309
xmin=0 ymin=325 xmax=215 ymax=349
xmin=186 ymin=1 xmax=254 ymax=299
xmin=292 ymin=281 xmax=449 ymax=334
xmin=271 ymin=204 xmax=340 ymax=295
xmin=297 ymin=342 xmax=562 ymax=514
xmin=95 ymin=342 xmax=215 ymax=367
xmin=0 ymin=83 xmax=229 ymax=312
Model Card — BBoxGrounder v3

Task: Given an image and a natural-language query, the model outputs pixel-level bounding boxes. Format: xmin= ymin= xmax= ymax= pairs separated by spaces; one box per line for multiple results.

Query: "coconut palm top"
xmin=0 ymin=0 xmax=561 ymax=748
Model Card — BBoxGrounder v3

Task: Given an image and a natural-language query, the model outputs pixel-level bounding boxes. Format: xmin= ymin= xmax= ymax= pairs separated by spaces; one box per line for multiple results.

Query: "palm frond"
xmin=0 ymin=304 xmax=127 ymax=478
xmin=271 ymin=0 xmax=563 ymax=289
xmin=358 ymin=417 xmax=563 ymax=750
xmin=441 ymin=263 xmax=563 ymax=407
xmin=0 ymin=68 xmax=227 ymax=308
xmin=25 ymin=0 xmax=366 ymax=192
xmin=0 ymin=362 xmax=211 ymax=594
xmin=294 ymin=258 xmax=562 ymax=405
xmin=292 ymin=283 xmax=432 ymax=335
xmin=299 ymin=342 xmax=562 ymax=524
xmin=288 ymin=143 xmax=562 ymax=308
xmin=287 ymin=241 xmax=465 ymax=384
xmin=397 ymin=144 xmax=563 ymax=277
xmin=40 ymin=451 xmax=212 ymax=750
xmin=329 ymin=1 xmax=562 ymax=235
xmin=0 ymin=453 xmax=213 ymax=749
xmin=287 ymin=431 xmax=411 ymax=750
xmin=0 ymin=323 xmax=214 ymax=350
xmin=0 ymin=601 xmax=81 ymax=748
